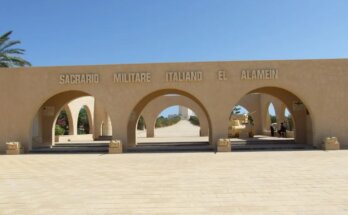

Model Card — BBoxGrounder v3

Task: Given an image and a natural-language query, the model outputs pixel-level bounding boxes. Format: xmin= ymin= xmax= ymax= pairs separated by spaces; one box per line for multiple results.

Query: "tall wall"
xmin=0 ymin=59 xmax=347 ymax=152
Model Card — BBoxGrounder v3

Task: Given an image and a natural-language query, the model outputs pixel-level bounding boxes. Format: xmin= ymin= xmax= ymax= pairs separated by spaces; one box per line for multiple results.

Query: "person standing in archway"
xmin=270 ymin=124 xmax=275 ymax=137
xmin=278 ymin=123 xmax=287 ymax=137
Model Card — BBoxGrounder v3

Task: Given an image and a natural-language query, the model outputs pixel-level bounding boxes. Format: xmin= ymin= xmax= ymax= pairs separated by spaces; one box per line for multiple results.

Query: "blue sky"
xmin=2 ymin=0 xmax=348 ymax=66
xmin=2 ymin=0 xmax=347 ymax=116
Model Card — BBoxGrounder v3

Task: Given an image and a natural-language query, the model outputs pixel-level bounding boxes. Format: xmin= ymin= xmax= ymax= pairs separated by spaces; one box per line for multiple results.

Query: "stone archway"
xmin=242 ymin=87 xmax=313 ymax=145
xmin=127 ymin=89 xmax=212 ymax=149
xmin=30 ymin=90 xmax=97 ymax=148
xmin=61 ymin=96 xmax=95 ymax=136
xmin=140 ymin=95 xmax=209 ymax=138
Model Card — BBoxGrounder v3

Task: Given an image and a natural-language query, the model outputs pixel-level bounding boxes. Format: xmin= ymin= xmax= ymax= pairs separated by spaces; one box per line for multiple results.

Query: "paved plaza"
xmin=0 ymin=150 xmax=347 ymax=214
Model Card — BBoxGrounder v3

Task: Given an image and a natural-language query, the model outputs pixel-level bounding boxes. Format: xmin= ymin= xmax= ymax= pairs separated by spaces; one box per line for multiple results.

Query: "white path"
xmin=137 ymin=119 xmax=201 ymax=138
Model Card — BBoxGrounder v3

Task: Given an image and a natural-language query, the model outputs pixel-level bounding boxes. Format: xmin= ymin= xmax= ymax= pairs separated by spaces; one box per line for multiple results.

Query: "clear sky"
xmin=2 ymin=0 xmax=348 ymax=66
xmin=1 ymin=0 xmax=347 ymax=116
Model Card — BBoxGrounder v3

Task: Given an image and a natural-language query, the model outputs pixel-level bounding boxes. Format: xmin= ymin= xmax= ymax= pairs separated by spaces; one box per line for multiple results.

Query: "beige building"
xmin=0 ymin=59 xmax=347 ymax=153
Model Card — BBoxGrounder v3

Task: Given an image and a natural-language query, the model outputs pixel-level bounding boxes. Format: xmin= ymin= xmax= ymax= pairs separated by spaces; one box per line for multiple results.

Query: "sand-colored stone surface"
xmin=1 ymin=59 xmax=348 ymax=151
xmin=0 ymin=151 xmax=348 ymax=214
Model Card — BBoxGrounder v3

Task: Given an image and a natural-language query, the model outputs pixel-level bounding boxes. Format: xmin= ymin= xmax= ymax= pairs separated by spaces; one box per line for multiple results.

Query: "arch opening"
xmin=77 ymin=105 xmax=91 ymax=135
xmin=30 ymin=90 xmax=113 ymax=150
xmin=127 ymin=90 xmax=212 ymax=151
xmin=228 ymin=87 xmax=313 ymax=148
xmin=268 ymin=102 xmax=277 ymax=124
xmin=137 ymin=105 xmax=204 ymax=140
xmin=55 ymin=109 xmax=71 ymax=136
xmin=284 ymin=107 xmax=294 ymax=132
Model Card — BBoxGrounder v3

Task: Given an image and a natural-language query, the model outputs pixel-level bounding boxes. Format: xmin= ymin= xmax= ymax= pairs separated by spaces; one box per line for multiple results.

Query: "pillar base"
xmin=322 ymin=137 xmax=340 ymax=150
xmin=109 ymin=140 xmax=123 ymax=154
xmin=6 ymin=142 xmax=24 ymax=155
xmin=6 ymin=149 xmax=24 ymax=155
xmin=217 ymin=139 xmax=231 ymax=152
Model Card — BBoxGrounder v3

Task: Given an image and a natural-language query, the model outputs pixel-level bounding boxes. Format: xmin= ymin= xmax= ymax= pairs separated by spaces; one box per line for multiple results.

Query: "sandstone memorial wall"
xmin=0 ymin=59 xmax=347 ymax=153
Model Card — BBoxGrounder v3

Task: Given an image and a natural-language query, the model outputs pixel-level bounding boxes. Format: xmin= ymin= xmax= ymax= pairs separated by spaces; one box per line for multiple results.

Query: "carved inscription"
xmin=166 ymin=71 xmax=203 ymax=82
xmin=59 ymin=74 xmax=99 ymax=84
xmin=241 ymin=69 xmax=278 ymax=80
xmin=58 ymin=68 xmax=280 ymax=85
xmin=217 ymin=70 xmax=227 ymax=80
xmin=113 ymin=72 xmax=151 ymax=83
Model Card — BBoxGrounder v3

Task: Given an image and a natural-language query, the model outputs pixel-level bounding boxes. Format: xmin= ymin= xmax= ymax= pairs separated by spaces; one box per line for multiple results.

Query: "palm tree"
xmin=0 ymin=31 xmax=31 ymax=67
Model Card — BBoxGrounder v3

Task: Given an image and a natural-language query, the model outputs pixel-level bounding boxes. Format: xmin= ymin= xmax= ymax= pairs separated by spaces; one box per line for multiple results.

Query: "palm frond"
xmin=0 ymin=61 xmax=9 ymax=67
xmin=1 ymin=48 xmax=25 ymax=55
xmin=0 ymin=31 xmax=12 ymax=44
xmin=0 ymin=55 xmax=31 ymax=67
xmin=0 ymin=31 xmax=31 ymax=67
xmin=0 ymin=40 xmax=21 ymax=52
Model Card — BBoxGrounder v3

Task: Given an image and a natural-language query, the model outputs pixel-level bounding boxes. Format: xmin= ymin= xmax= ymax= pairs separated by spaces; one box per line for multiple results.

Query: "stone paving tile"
xmin=0 ymin=151 xmax=347 ymax=214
